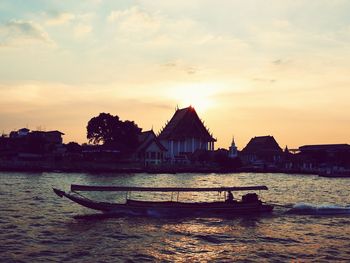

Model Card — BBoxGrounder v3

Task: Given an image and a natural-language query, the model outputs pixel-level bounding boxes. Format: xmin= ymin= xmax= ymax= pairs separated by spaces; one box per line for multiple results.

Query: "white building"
xmin=158 ymin=106 xmax=216 ymax=162
xmin=134 ymin=130 xmax=167 ymax=165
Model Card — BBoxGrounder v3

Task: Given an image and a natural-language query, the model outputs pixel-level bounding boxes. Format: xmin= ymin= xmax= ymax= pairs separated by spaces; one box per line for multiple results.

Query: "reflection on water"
xmin=1 ymin=172 xmax=350 ymax=262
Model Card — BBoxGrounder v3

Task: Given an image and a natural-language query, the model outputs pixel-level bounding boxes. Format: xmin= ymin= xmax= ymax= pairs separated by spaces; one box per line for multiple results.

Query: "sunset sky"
xmin=1 ymin=0 xmax=349 ymax=149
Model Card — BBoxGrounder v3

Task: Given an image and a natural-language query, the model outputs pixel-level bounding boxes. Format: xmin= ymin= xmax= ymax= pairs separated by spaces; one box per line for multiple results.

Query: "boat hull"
xmin=53 ymin=188 xmax=273 ymax=216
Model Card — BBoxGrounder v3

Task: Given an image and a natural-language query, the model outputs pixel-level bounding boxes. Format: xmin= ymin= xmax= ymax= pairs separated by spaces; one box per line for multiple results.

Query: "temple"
xmin=134 ymin=130 xmax=167 ymax=165
xmin=158 ymin=106 xmax=216 ymax=162
xmin=228 ymin=136 xmax=238 ymax=158
xmin=240 ymin=135 xmax=283 ymax=166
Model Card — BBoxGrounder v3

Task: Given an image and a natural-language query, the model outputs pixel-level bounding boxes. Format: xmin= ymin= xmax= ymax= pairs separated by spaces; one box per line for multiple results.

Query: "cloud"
xmin=108 ymin=6 xmax=157 ymax=24
xmin=0 ymin=20 xmax=54 ymax=47
xmin=74 ymin=24 xmax=92 ymax=38
xmin=44 ymin=11 xmax=94 ymax=38
xmin=107 ymin=6 xmax=160 ymax=37
xmin=161 ymin=60 xmax=198 ymax=75
xmin=253 ymin=78 xmax=276 ymax=83
xmin=72 ymin=13 xmax=94 ymax=38
xmin=46 ymin=12 xmax=75 ymax=26
xmin=104 ymin=5 xmax=251 ymax=72
xmin=107 ymin=6 xmax=214 ymax=44
xmin=272 ymin=59 xmax=282 ymax=65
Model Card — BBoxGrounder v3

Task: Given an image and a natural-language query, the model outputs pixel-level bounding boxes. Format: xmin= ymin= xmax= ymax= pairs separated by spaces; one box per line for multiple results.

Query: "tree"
xmin=86 ymin=113 xmax=142 ymax=149
xmin=213 ymin=149 xmax=242 ymax=169
xmin=87 ymin=113 xmax=118 ymax=145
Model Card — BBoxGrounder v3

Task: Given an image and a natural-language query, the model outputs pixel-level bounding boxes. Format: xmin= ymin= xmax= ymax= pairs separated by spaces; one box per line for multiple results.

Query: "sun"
xmin=169 ymin=83 xmax=217 ymax=112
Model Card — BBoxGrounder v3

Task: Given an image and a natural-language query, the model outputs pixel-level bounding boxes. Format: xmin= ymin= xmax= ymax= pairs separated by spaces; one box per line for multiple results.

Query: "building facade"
xmin=134 ymin=130 xmax=167 ymax=165
xmin=240 ymin=135 xmax=283 ymax=168
xmin=0 ymin=128 xmax=65 ymax=161
xmin=158 ymin=106 xmax=216 ymax=162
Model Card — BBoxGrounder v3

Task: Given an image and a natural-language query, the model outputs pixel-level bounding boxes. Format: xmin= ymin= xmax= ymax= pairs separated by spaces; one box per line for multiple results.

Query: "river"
xmin=1 ymin=172 xmax=350 ymax=262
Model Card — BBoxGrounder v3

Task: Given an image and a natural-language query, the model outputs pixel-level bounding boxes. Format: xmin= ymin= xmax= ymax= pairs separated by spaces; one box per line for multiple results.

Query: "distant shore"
xmin=0 ymin=160 xmax=320 ymax=175
xmin=3 ymin=165 xmax=348 ymax=177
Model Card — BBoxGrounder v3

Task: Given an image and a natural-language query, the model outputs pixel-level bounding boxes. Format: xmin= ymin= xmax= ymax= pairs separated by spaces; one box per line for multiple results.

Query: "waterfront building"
xmin=134 ymin=130 xmax=167 ymax=165
xmin=0 ymin=128 xmax=65 ymax=161
xmin=30 ymin=130 xmax=65 ymax=145
xmin=158 ymin=106 xmax=216 ymax=162
xmin=299 ymin=144 xmax=350 ymax=170
xmin=240 ymin=135 xmax=283 ymax=168
xmin=228 ymin=137 xmax=238 ymax=158
xmin=282 ymin=144 xmax=350 ymax=173
xmin=9 ymin=128 xmax=30 ymax=138
xmin=299 ymin=144 xmax=350 ymax=155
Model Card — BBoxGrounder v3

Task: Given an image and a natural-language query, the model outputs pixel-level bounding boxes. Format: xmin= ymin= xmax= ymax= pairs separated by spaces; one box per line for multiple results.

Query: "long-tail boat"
xmin=53 ymin=185 xmax=273 ymax=216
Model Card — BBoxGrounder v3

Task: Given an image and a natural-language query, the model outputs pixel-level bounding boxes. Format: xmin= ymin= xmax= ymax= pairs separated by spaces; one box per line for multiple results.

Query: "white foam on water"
xmin=288 ymin=203 xmax=350 ymax=215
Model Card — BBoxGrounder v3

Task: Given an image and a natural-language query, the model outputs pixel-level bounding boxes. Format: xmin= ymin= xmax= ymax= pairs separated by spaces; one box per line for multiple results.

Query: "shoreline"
xmin=0 ymin=161 xmax=320 ymax=176
xmin=2 ymin=160 xmax=348 ymax=177
xmin=1 ymin=165 xmax=348 ymax=178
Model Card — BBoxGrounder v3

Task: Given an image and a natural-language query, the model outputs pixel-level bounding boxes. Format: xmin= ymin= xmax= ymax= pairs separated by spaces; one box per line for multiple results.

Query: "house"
xmin=299 ymin=144 xmax=350 ymax=156
xmin=282 ymin=144 xmax=350 ymax=173
xmin=240 ymin=135 xmax=283 ymax=168
xmin=134 ymin=130 xmax=167 ymax=166
xmin=283 ymin=148 xmax=315 ymax=172
xmin=30 ymin=130 xmax=64 ymax=144
xmin=298 ymin=144 xmax=350 ymax=170
xmin=0 ymin=128 xmax=65 ymax=161
xmin=158 ymin=106 xmax=216 ymax=163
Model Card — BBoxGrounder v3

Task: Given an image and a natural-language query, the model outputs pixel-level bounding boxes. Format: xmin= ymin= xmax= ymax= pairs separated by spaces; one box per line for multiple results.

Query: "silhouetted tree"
xmin=86 ymin=113 xmax=142 ymax=149
xmin=213 ymin=149 xmax=242 ymax=169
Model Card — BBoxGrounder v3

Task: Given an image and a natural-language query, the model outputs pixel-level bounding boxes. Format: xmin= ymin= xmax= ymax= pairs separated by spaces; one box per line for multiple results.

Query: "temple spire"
xmin=229 ymin=135 xmax=238 ymax=158
xmin=284 ymin=145 xmax=289 ymax=153
xmin=231 ymin=136 xmax=236 ymax=146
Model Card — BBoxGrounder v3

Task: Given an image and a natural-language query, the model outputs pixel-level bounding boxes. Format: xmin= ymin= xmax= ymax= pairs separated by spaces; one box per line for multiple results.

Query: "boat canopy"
xmin=70 ymin=184 xmax=268 ymax=192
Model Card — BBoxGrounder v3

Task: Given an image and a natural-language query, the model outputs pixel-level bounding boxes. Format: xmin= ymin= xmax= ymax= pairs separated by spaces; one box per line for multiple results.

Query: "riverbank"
xmin=0 ymin=159 xmax=322 ymax=175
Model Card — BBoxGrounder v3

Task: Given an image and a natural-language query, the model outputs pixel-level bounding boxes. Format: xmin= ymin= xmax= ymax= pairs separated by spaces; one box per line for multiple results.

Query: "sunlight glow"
xmin=168 ymin=83 xmax=220 ymax=112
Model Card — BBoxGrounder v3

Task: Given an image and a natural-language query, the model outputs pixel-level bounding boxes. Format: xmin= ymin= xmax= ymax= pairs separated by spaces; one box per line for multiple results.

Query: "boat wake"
xmin=287 ymin=203 xmax=350 ymax=215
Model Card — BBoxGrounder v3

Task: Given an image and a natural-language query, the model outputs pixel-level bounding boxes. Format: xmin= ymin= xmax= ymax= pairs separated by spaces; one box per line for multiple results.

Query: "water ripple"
xmin=1 ymin=172 xmax=350 ymax=262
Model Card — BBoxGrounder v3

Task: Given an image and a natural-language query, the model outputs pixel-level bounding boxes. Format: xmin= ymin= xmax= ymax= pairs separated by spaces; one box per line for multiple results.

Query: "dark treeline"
xmin=86 ymin=113 xmax=142 ymax=150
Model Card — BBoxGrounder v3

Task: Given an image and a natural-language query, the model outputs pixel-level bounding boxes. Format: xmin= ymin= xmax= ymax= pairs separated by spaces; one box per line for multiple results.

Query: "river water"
xmin=1 ymin=172 xmax=350 ymax=262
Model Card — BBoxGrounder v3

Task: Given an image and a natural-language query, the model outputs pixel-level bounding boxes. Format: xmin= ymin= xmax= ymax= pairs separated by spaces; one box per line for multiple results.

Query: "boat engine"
xmin=242 ymin=193 xmax=260 ymax=203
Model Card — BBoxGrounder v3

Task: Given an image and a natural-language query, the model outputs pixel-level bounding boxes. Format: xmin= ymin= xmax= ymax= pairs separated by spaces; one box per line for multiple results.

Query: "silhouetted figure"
xmin=227 ymin=191 xmax=234 ymax=203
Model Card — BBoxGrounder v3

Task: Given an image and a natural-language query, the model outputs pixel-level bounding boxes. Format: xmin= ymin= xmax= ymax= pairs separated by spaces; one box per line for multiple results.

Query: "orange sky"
xmin=0 ymin=1 xmax=349 ymax=149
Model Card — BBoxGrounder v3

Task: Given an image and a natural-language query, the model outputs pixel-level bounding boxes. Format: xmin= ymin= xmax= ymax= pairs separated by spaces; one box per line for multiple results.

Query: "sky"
xmin=0 ymin=0 xmax=350 ymax=149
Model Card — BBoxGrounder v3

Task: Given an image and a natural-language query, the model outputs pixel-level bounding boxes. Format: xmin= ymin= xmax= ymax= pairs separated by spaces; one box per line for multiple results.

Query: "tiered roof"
xmin=242 ymin=136 xmax=282 ymax=154
xmin=136 ymin=130 xmax=166 ymax=153
xmin=158 ymin=106 xmax=216 ymax=141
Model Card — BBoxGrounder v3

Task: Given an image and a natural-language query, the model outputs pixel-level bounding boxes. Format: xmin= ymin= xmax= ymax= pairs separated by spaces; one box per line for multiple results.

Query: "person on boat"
xmin=226 ymin=191 xmax=234 ymax=203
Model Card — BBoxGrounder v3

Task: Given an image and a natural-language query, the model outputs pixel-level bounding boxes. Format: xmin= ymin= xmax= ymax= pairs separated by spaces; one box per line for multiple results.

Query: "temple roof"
xmin=241 ymin=135 xmax=282 ymax=154
xmin=136 ymin=130 xmax=167 ymax=153
xmin=138 ymin=130 xmax=155 ymax=143
xmin=158 ymin=106 xmax=216 ymax=141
